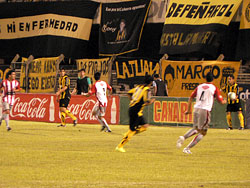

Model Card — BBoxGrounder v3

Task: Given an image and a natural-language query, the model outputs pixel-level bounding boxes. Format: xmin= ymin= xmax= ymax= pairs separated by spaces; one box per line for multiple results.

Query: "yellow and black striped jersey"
xmin=59 ymin=75 xmax=71 ymax=99
xmin=128 ymin=85 xmax=151 ymax=116
xmin=222 ymin=83 xmax=240 ymax=104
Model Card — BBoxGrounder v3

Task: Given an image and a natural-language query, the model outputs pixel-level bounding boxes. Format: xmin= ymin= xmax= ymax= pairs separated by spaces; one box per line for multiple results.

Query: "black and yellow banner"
xmin=236 ymin=0 xmax=250 ymax=60
xmin=0 ymin=65 xmax=11 ymax=82
xmin=76 ymin=58 xmax=110 ymax=83
xmin=160 ymin=0 xmax=242 ymax=58
xmin=20 ymin=57 xmax=58 ymax=93
xmin=0 ymin=1 xmax=99 ymax=58
xmin=161 ymin=60 xmax=241 ymax=97
xmin=115 ymin=57 xmax=159 ymax=84
xmin=99 ymin=0 xmax=152 ymax=56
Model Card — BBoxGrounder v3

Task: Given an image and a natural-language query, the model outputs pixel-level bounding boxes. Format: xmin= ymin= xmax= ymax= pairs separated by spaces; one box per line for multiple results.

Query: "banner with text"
xmin=0 ymin=1 xmax=99 ymax=58
xmin=160 ymin=0 xmax=242 ymax=58
xmin=9 ymin=93 xmax=120 ymax=125
xmin=99 ymin=0 xmax=152 ymax=56
xmin=161 ymin=60 xmax=241 ymax=97
xmin=115 ymin=57 xmax=160 ymax=84
xmin=20 ymin=57 xmax=58 ymax=93
xmin=76 ymin=58 xmax=110 ymax=83
xmin=120 ymin=96 xmax=241 ymax=128
xmin=237 ymin=0 xmax=250 ymax=60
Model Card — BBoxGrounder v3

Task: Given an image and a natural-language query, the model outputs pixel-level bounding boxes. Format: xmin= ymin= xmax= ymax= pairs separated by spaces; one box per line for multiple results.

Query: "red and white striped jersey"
xmin=0 ymin=79 xmax=20 ymax=105
xmin=191 ymin=83 xmax=223 ymax=111
xmin=89 ymin=80 xmax=112 ymax=107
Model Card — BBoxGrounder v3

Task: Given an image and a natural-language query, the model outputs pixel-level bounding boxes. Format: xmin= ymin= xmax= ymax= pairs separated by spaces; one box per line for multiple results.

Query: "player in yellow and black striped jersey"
xmin=56 ymin=67 xmax=77 ymax=127
xmin=221 ymin=75 xmax=244 ymax=130
xmin=116 ymin=75 xmax=155 ymax=153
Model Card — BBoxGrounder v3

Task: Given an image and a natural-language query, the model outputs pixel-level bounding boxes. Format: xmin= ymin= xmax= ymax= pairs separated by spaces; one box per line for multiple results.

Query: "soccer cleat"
xmin=73 ymin=119 xmax=77 ymax=127
xmin=105 ymin=129 xmax=112 ymax=132
xmin=7 ymin=127 xmax=12 ymax=131
xmin=100 ymin=126 xmax=106 ymax=132
xmin=226 ymin=127 xmax=233 ymax=130
xmin=57 ymin=124 xmax=66 ymax=127
xmin=176 ymin=136 xmax=185 ymax=148
xmin=238 ymin=127 xmax=244 ymax=130
xmin=115 ymin=146 xmax=126 ymax=153
xmin=183 ymin=148 xmax=192 ymax=154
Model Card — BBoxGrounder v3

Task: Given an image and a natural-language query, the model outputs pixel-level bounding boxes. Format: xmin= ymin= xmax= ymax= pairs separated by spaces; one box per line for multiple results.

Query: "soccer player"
xmin=84 ymin=72 xmax=112 ymax=132
xmin=115 ymin=75 xmax=155 ymax=153
xmin=56 ymin=67 xmax=77 ymax=127
xmin=176 ymin=72 xmax=226 ymax=154
xmin=221 ymin=75 xmax=244 ymax=130
xmin=0 ymin=70 xmax=21 ymax=131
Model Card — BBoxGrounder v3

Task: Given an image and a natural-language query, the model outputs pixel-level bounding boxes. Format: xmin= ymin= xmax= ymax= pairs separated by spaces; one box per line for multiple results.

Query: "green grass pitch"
xmin=0 ymin=121 xmax=250 ymax=188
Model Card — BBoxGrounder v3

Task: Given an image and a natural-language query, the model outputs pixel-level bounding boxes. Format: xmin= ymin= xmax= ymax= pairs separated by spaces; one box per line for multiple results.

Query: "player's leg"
xmin=238 ymin=111 xmax=244 ymax=130
xmin=116 ymin=109 xmax=137 ymax=152
xmin=59 ymin=107 xmax=67 ymax=127
xmin=1 ymin=102 xmax=11 ymax=131
xmin=135 ymin=116 xmax=149 ymax=134
xmin=177 ymin=109 xmax=198 ymax=148
xmin=63 ymin=98 xmax=77 ymax=126
xmin=237 ymin=102 xmax=244 ymax=130
xmin=183 ymin=109 xmax=210 ymax=154
xmin=226 ymin=104 xmax=233 ymax=129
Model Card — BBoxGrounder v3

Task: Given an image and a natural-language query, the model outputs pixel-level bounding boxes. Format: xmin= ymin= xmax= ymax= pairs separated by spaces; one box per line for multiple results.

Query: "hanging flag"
xmin=160 ymin=0 xmax=242 ymax=58
xmin=99 ymin=0 xmax=152 ymax=56
xmin=0 ymin=1 xmax=99 ymax=58
xmin=236 ymin=0 xmax=250 ymax=60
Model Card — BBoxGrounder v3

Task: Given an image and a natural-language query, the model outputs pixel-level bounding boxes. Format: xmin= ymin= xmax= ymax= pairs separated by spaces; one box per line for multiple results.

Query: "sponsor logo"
xmin=11 ymin=97 xmax=48 ymax=118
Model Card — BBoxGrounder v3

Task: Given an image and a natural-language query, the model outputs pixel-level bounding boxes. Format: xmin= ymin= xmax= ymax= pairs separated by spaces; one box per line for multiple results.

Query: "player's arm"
xmin=152 ymin=81 xmax=157 ymax=96
xmin=236 ymin=84 xmax=239 ymax=99
xmin=83 ymin=84 xmax=96 ymax=97
xmin=127 ymin=87 xmax=136 ymax=101
xmin=14 ymin=83 xmax=21 ymax=92
xmin=106 ymin=82 xmax=112 ymax=96
xmin=144 ymin=88 xmax=155 ymax=106
xmin=215 ymin=87 xmax=227 ymax=104
xmin=184 ymin=88 xmax=197 ymax=114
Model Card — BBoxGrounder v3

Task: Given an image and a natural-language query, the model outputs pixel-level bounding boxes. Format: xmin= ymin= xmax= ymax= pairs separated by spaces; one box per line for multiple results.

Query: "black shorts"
xmin=59 ymin=98 xmax=70 ymax=108
xmin=129 ymin=108 xmax=146 ymax=131
xmin=226 ymin=102 xmax=242 ymax=112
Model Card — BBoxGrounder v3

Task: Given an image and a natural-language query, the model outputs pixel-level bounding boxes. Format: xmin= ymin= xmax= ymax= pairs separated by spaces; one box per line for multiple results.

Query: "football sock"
xmin=4 ymin=114 xmax=10 ymax=128
xmin=65 ymin=110 xmax=77 ymax=121
xmin=61 ymin=112 xmax=66 ymax=126
xmin=117 ymin=130 xmax=136 ymax=148
xmin=226 ymin=114 xmax=232 ymax=128
xmin=186 ymin=133 xmax=204 ymax=149
xmin=238 ymin=113 xmax=244 ymax=128
xmin=135 ymin=126 xmax=147 ymax=135
xmin=184 ymin=128 xmax=198 ymax=139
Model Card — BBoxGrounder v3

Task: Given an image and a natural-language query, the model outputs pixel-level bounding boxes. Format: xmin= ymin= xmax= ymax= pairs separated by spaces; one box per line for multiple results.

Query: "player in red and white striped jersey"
xmin=0 ymin=70 xmax=21 ymax=131
xmin=176 ymin=72 xmax=227 ymax=154
xmin=85 ymin=72 xmax=112 ymax=132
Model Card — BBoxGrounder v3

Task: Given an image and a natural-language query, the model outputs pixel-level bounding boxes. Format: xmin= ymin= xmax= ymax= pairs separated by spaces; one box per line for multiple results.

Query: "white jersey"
xmin=89 ymin=80 xmax=112 ymax=107
xmin=0 ymin=79 xmax=20 ymax=105
xmin=191 ymin=83 xmax=223 ymax=111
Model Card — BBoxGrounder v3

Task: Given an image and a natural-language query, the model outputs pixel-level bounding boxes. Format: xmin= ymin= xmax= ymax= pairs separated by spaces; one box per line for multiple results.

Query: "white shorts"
xmin=2 ymin=102 xmax=13 ymax=111
xmin=193 ymin=108 xmax=211 ymax=130
xmin=92 ymin=103 xmax=106 ymax=117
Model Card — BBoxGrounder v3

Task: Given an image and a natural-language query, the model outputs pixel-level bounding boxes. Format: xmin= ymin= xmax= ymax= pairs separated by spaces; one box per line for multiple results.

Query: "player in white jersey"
xmin=0 ymin=70 xmax=21 ymax=131
xmin=84 ymin=72 xmax=112 ymax=132
xmin=176 ymin=72 xmax=226 ymax=154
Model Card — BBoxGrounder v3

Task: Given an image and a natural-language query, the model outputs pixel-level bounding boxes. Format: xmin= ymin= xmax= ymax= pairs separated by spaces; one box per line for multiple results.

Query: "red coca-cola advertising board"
xmin=10 ymin=93 xmax=120 ymax=124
